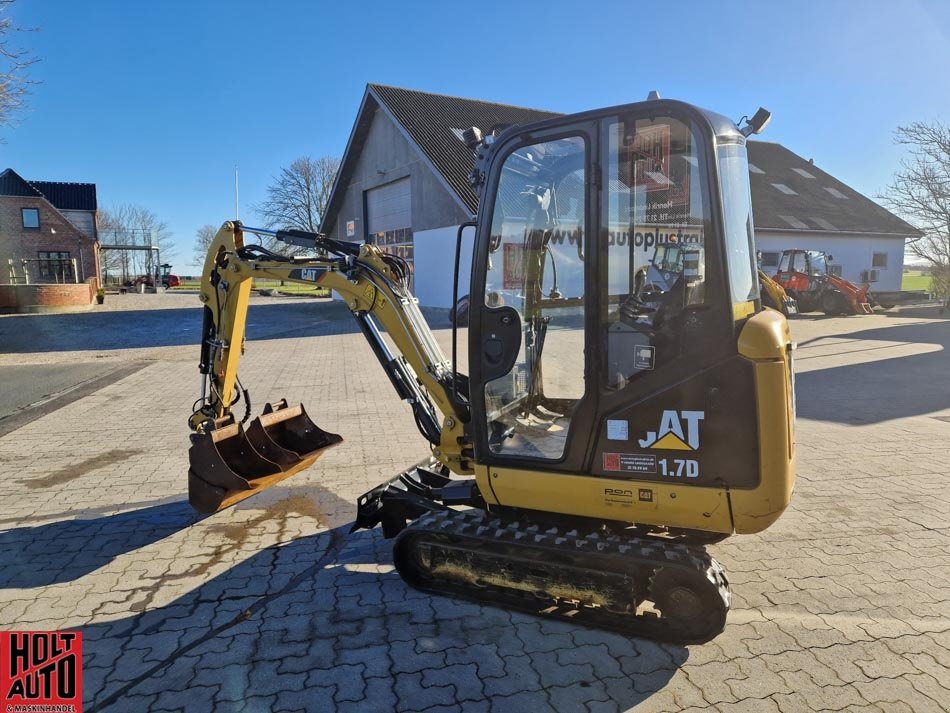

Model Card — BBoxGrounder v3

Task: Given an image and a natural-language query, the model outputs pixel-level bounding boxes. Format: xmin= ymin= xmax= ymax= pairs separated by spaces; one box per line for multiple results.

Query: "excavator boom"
xmin=187 ymin=222 xmax=470 ymax=513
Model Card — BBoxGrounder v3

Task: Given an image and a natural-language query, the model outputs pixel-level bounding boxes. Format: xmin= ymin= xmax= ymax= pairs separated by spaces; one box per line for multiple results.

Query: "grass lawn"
xmin=902 ymin=271 xmax=932 ymax=291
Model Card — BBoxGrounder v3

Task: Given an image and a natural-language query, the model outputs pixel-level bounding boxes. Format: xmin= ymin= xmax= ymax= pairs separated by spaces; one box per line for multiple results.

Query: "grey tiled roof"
xmin=29 ymin=180 xmax=97 ymax=211
xmin=0 ymin=168 xmax=43 ymax=198
xmin=323 ymin=86 xmax=920 ymax=238
xmin=746 ymin=141 xmax=918 ymax=236
xmin=0 ymin=168 xmax=98 ymax=211
xmin=369 ymin=84 xmax=559 ymax=214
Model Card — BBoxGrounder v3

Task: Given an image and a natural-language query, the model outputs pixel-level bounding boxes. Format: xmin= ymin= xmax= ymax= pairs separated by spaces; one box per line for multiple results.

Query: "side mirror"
xmin=740 ymin=107 xmax=772 ymax=137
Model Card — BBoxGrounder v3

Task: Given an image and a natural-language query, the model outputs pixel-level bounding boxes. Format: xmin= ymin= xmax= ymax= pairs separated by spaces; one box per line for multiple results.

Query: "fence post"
xmin=72 ymin=258 xmax=78 ymax=284
xmin=21 ymin=260 xmax=29 ymax=285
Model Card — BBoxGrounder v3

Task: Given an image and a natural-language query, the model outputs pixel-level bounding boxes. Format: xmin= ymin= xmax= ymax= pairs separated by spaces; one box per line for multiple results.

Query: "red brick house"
xmin=0 ymin=168 xmax=100 ymax=287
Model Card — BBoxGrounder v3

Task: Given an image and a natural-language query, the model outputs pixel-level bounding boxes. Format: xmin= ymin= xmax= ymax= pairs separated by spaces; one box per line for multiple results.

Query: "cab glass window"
xmin=792 ymin=252 xmax=808 ymax=273
xmin=482 ymin=135 xmax=587 ymax=460
xmin=602 ymin=116 xmax=715 ymax=390
xmin=718 ymin=143 xmax=758 ymax=303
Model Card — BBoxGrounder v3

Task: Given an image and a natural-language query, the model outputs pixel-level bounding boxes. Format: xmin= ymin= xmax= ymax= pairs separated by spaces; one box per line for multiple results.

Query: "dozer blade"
xmin=188 ymin=401 xmax=342 ymax=513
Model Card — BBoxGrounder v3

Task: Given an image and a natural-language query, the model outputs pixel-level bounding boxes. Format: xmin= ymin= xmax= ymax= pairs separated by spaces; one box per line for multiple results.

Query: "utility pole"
xmin=234 ymin=164 xmax=240 ymax=220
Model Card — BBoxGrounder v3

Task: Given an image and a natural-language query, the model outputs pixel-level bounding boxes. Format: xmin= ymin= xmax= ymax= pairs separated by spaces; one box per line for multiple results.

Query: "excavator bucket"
xmin=188 ymin=401 xmax=342 ymax=513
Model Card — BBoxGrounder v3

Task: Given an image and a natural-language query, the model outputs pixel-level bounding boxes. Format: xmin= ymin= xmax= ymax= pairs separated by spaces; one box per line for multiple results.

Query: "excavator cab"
xmin=465 ymin=102 xmax=783 ymax=498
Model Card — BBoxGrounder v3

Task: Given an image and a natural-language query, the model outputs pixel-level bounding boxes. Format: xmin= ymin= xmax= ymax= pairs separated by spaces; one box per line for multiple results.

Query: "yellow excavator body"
xmin=187 ymin=98 xmax=794 ymax=643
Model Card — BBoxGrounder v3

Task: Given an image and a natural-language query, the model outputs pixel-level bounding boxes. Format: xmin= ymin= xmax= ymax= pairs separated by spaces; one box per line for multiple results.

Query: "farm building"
xmin=320 ymin=85 xmax=919 ymax=306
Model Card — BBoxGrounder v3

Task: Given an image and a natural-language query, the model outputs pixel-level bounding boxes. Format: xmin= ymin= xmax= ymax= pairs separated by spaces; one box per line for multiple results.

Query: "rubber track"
xmin=393 ymin=508 xmax=730 ymax=644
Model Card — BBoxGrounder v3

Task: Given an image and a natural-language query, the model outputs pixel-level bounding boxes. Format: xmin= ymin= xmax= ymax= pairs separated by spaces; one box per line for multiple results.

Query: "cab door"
xmin=468 ymin=122 xmax=597 ymax=472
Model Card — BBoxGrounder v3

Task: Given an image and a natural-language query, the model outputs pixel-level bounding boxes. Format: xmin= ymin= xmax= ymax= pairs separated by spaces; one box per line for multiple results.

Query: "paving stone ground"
xmin=1 ymin=294 xmax=948 ymax=712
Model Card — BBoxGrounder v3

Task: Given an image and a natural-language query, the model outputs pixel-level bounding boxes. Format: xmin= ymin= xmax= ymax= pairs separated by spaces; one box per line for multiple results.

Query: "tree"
xmin=0 ymin=0 xmax=38 ymax=130
xmin=879 ymin=121 xmax=950 ymax=301
xmin=193 ymin=224 xmax=217 ymax=267
xmin=98 ymin=204 xmax=175 ymax=284
xmin=254 ymin=155 xmax=339 ymax=254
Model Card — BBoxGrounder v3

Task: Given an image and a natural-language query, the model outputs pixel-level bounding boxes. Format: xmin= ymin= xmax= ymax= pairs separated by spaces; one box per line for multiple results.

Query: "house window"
xmin=21 ymin=208 xmax=40 ymax=229
xmin=759 ymin=251 xmax=781 ymax=268
xmin=37 ymin=251 xmax=73 ymax=280
xmin=872 ymin=252 xmax=888 ymax=268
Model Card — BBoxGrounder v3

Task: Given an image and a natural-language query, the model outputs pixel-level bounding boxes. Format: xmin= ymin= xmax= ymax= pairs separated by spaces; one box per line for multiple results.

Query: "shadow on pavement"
xmin=877 ymin=303 xmax=948 ymax=320
xmin=0 ymin=500 xmax=203 ymax=588
xmin=0 ymin=300 xmax=453 ymax=354
xmin=797 ymin=319 xmax=950 ymax=423
xmin=80 ymin=522 xmax=688 ymax=712
xmin=790 ymin=302 xmax=946 ymax=323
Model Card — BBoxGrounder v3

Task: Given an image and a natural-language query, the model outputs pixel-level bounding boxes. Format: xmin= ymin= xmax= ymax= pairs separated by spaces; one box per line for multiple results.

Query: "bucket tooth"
xmin=262 ymin=398 xmax=289 ymax=415
xmin=187 ymin=401 xmax=342 ymax=513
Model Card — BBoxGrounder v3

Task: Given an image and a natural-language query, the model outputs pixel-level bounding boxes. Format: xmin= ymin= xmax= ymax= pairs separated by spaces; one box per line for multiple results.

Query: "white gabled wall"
xmin=408 ymin=227 xmax=909 ymax=307
xmin=412 ymin=225 xmax=473 ymax=308
xmin=754 ymin=231 xmax=906 ymax=292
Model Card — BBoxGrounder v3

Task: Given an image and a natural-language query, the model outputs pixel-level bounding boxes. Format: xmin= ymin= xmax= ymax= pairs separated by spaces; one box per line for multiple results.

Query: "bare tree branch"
xmin=0 ymin=0 xmax=40 ymax=132
xmin=253 ymin=155 xmax=340 ymax=255
xmin=98 ymin=204 xmax=176 ymax=283
xmin=193 ymin=224 xmax=217 ymax=267
xmin=878 ymin=120 xmax=950 ymax=299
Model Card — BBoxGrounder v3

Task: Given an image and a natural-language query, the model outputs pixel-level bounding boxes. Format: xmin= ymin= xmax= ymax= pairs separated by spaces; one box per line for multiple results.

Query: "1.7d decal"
xmin=603 ymin=409 xmax=706 ymax=479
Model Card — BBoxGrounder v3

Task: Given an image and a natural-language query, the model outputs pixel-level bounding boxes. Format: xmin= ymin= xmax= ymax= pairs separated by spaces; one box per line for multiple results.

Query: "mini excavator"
xmin=187 ymin=99 xmax=795 ymax=644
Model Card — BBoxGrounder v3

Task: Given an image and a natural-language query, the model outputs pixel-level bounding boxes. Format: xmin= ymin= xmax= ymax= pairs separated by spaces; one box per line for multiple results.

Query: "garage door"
xmin=366 ymin=178 xmax=411 ymax=235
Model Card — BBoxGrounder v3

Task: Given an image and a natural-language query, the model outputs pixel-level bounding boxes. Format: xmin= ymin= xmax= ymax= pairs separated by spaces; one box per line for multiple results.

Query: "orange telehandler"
xmin=772 ymin=249 xmax=873 ymax=315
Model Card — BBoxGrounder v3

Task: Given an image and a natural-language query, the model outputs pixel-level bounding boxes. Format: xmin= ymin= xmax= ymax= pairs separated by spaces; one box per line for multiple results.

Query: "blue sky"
xmin=4 ymin=0 xmax=949 ymax=272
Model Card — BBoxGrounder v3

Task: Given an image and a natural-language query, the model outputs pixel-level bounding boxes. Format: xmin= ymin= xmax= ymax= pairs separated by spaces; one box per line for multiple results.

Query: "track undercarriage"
xmin=353 ymin=463 xmax=731 ymax=645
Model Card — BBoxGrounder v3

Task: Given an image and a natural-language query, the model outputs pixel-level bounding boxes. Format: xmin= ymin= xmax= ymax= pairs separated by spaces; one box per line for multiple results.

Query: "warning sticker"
xmin=634 ymin=345 xmax=655 ymax=370
xmin=602 ymin=453 xmax=657 ymax=474
xmin=606 ymin=419 xmax=628 ymax=441
xmin=362 ymin=284 xmax=386 ymax=309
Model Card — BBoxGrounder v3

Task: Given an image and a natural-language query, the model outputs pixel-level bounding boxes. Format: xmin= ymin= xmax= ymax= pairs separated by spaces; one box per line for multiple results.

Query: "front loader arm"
xmin=191 ymin=221 xmax=471 ymax=474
